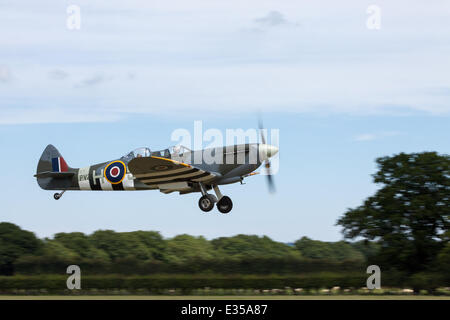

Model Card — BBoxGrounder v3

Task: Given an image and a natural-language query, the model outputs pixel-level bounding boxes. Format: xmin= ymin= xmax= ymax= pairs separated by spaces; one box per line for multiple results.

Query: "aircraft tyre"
xmin=54 ymin=193 xmax=61 ymax=200
xmin=217 ymin=196 xmax=233 ymax=214
xmin=198 ymin=195 xmax=214 ymax=212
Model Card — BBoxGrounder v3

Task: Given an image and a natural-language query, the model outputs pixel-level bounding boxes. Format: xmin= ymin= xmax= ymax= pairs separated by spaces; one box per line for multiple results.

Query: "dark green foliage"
xmin=337 ymin=152 xmax=450 ymax=274
xmin=0 ymin=273 xmax=368 ymax=293
xmin=212 ymin=234 xmax=301 ymax=259
xmin=130 ymin=231 xmax=167 ymax=261
xmin=0 ymin=218 xmax=449 ymax=291
xmin=0 ymin=223 xmax=41 ymax=275
xmin=87 ymin=230 xmax=166 ymax=262
xmin=350 ymin=240 xmax=381 ymax=262
xmin=294 ymin=237 xmax=364 ymax=262
xmin=53 ymin=232 xmax=109 ymax=260
xmin=165 ymin=234 xmax=215 ymax=263
xmin=1 ymin=272 xmax=447 ymax=294
xmin=1 ymin=222 xmax=368 ymax=275
xmin=437 ymin=241 xmax=450 ymax=278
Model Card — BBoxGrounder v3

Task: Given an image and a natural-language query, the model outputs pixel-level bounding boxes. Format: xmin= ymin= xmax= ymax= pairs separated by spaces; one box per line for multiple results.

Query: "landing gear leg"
xmin=53 ymin=190 xmax=66 ymax=200
xmin=213 ymin=185 xmax=223 ymax=201
xmin=213 ymin=185 xmax=233 ymax=214
xmin=197 ymin=183 xmax=216 ymax=212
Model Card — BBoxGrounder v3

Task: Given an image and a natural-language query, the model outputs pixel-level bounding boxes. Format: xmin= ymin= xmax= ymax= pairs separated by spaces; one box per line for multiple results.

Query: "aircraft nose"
xmin=259 ymin=144 xmax=279 ymax=160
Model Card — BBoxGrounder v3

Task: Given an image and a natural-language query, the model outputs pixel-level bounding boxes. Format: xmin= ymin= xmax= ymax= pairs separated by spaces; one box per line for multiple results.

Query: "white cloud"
xmin=354 ymin=134 xmax=376 ymax=141
xmin=0 ymin=1 xmax=450 ymax=124
xmin=0 ymin=106 xmax=120 ymax=125
xmin=354 ymin=131 xmax=402 ymax=142
xmin=75 ymin=75 xmax=112 ymax=88
xmin=48 ymin=69 xmax=69 ymax=80
xmin=254 ymin=11 xmax=290 ymax=27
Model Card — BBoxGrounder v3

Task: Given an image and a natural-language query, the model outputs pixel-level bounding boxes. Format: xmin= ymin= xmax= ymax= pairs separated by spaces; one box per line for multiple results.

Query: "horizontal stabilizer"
xmin=34 ymin=171 xmax=75 ymax=179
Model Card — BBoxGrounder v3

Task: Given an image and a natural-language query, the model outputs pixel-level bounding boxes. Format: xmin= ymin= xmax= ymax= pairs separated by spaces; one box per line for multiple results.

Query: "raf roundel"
xmin=104 ymin=161 xmax=127 ymax=184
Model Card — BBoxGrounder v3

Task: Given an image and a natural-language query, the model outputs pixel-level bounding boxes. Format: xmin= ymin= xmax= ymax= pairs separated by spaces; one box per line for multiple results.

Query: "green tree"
xmin=89 ymin=230 xmax=154 ymax=261
xmin=337 ymin=152 xmax=450 ymax=273
xmin=437 ymin=243 xmax=450 ymax=276
xmin=41 ymin=240 xmax=80 ymax=260
xmin=351 ymin=240 xmax=380 ymax=261
xmin=128 ymin=231 xmax=167 ymax=261
xmin=437 ymin=230 xmax=450 ymax=278
xmin=0 ymin=222 xmax=41 ymax=275
xmin=165 ymin=234 xmax=215 ymax=263
xmin=212 ymin=234 xmax=301 ymax=259
xmin=54 ymin=232 xmax=110 ymax=261
xmin=294 ymin=237 xmax=364 ymax=262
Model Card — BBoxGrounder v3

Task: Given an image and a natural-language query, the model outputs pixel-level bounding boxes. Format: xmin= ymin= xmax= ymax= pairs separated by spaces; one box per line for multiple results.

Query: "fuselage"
xmin=37 ymin=143 xmax=275 ymax=193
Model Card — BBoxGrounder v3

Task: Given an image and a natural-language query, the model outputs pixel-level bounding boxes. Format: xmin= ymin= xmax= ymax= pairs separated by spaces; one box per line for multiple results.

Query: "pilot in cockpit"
xmin=132 ymin=147 xmax=151 ymax=159
xmin=172 ymin=145 xmax=181 ymax=157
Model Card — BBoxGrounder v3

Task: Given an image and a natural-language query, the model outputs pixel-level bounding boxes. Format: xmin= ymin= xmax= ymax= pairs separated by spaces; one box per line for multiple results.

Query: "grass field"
xmin=1 ymin=295 xmax=450 ymax=300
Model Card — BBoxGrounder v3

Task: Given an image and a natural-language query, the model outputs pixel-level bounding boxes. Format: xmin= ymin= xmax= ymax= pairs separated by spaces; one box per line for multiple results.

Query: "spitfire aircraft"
xmin=35 ymin=134 xmax=278 ymax=214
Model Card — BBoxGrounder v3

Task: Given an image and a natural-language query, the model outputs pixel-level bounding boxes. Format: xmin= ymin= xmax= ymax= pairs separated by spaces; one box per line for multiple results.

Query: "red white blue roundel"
xmin=104 ymin=161 xmax=127 ymax=184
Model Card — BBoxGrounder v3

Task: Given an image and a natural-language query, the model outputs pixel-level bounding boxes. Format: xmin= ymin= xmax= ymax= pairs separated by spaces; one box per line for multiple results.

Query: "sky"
xmin=0 ymin=0 xmax=449 ymax=242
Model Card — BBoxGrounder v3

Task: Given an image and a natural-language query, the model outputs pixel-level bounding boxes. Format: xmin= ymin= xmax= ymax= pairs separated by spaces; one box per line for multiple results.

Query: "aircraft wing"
xmin=127 ymin=156 xmax=219 ymax=192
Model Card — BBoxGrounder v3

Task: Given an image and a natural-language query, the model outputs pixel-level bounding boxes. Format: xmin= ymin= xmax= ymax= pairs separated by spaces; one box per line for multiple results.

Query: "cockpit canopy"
xmin=123 ymin=147 xmax=151 ymax=161
xmin=122 ymin=145 xmax=191 ymax=161
xmin=133 ymin=147 xmax=151 ymax=158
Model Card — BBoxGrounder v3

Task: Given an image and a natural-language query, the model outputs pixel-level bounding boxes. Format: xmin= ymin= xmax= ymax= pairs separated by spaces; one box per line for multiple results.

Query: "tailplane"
xmin=35 ymin=145 xmax=75 ymax=190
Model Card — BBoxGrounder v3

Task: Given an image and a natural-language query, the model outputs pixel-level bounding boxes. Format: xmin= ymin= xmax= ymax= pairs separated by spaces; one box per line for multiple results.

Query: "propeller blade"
xmin=258 ymin=118 xmax=267 ymax=145
xmin=259 ymin=114 xmax=276 ymax=193
xmin=267 ymin=172 xmax=276 ymax=193
xmin=265 ymin=161 xmax=276 ymax=193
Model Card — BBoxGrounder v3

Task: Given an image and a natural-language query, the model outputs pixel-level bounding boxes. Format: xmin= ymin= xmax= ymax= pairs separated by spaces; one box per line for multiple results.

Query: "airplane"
xmin=34 ymin=132 xmax=278 ymax=214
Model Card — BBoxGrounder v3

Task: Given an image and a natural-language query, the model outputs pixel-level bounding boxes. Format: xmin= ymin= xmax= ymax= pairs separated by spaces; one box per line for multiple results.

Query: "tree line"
xmin=0 ymin=222 xmax=374 ymax=275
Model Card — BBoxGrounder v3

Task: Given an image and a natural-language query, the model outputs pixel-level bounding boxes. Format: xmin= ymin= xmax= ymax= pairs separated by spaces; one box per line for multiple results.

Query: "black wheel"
xmin=217 ymin=196 xmax=233 ymax=214
xmin=198 ymin=195 xmax=214 ymax=212
xmin=53 ymin=193 xmax=61 ymax=200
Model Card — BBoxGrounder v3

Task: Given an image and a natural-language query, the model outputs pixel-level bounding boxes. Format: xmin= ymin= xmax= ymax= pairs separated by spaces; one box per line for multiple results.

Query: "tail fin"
xmin=35 ymin=145 xmax=74 ymax=190
xmin=36 ymin=144 xmax=71 ymax=173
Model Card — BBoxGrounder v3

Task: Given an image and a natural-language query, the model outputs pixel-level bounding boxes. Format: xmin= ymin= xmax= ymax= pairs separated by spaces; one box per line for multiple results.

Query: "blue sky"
xmin=0 ymin=1 xmax=449 ymax=242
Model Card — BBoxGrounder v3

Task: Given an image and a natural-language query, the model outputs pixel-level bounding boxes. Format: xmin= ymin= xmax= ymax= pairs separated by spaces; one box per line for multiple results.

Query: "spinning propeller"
xmin=258 ymin=118 xmax=277 ymax=194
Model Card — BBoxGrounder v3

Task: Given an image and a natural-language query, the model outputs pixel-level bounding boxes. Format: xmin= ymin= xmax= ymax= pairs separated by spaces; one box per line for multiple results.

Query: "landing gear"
xmin=212 ymin=185 xmax=232 ymax=214
xmin=198 ymin=195 xmax=215 ymax=212
xmin=197 ymin=183 xmax=233 ymax=213
xmin=217 ymin=196 xmax=233 ymax=214
xmin=53 ymin=190 xmax=65 ymax=200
